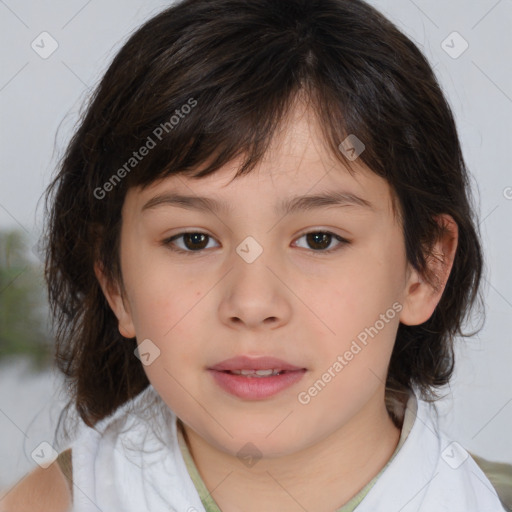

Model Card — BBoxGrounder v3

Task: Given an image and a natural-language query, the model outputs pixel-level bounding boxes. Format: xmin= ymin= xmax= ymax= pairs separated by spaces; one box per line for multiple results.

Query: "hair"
xmin=45 ymin=0 xmax=484 ymax=432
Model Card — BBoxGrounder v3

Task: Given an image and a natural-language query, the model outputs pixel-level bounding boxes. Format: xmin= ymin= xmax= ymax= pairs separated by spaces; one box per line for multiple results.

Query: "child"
xmin=2 ymin=0 xmax=510 ymax=510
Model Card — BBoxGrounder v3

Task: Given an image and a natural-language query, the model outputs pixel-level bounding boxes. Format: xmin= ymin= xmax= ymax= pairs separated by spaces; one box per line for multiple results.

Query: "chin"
xmin=207 ymin=419 xmax=312 ymax=459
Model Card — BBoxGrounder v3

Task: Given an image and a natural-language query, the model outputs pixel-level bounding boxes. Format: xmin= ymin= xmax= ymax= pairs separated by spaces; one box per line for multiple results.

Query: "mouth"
xmin=208 ymin=355 xmax=305 ymax=373
xmin=221 ymin=368 xmax=293 ymax=377
xmin=208 ymin=355 xmax=307 ymax=399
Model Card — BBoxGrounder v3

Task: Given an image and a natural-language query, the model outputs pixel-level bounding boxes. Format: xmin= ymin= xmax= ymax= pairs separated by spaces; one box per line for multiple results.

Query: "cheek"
xmin=125 ymin=271 xmax=210 ymax=373
xmin=130 ymin=289 xmax=206 ymax=353
xmin=125 ymin=273 xmax=207 ymax=415
xmin=307 ymin=236 xmax=405 ymax=374
xmin=323 ymin=243 xmax=404 ymax=327
xmin=122 ymin=243 xmax=201 ymax=338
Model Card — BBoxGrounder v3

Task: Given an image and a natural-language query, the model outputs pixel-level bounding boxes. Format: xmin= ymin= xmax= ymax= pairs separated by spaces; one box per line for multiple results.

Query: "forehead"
xmin=124 ymin=101 xmax=395 ymax=218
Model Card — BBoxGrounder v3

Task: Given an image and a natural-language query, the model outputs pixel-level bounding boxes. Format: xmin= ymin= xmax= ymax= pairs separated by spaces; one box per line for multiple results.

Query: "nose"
xmin=218 ymin=250 xmax=292 ymax=331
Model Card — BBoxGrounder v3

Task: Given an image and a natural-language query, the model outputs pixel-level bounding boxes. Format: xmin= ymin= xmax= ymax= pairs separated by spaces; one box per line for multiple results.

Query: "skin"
xmin=0 ymin=463 xmax=71 ymax=512
xmin=96 ymin=100 xmax=458 ymax=512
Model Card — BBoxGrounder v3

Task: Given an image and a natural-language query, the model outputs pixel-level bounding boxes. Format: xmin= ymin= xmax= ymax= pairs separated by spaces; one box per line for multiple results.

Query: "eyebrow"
xmin=141 ymin=190 xmax=373 ymax=216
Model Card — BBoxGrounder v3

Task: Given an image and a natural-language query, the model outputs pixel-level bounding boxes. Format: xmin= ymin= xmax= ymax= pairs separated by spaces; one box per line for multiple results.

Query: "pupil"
xmin=307 ymin=232 xmax=330 ymax=250
xmin=185 ymin=233 xmax=208 ymax=250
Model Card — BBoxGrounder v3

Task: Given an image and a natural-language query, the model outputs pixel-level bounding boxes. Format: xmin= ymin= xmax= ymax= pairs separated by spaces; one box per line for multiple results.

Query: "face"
xmin=99 ymin=102 xmax=446 ymax=459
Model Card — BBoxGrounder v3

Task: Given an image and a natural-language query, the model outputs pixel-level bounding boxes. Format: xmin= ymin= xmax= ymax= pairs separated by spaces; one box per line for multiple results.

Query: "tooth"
xmin=240 ymin=369 xmax=259 ymax=375
xmin=231 ymin=369 xmax=279 ymax=377
xmin=227 ymin=369 xmax=283 ymax=377
xmin=255 ymin=369 xmax=274 ymax=376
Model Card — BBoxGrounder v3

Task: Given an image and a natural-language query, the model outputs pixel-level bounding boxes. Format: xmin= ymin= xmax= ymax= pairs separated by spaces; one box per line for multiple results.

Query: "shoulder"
xmin=470 ymin=452 xmax=512 ymax=512
xmin=0 ymin=456 xmax=72 ymax=512
xmin=424 ymin=419 xmax=508 ymax=511
xmin=367 ymin=395 xmax=508 ymax=511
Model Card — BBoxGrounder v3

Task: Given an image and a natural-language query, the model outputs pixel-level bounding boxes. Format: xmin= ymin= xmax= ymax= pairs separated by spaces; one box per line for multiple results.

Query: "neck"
xmin=180 ymin=390 xmax=403 ymax=512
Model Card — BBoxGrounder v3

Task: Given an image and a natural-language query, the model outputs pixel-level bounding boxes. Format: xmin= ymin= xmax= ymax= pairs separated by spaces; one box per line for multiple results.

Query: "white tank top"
xmin=69 ymin=384 xmax=506 ymax=512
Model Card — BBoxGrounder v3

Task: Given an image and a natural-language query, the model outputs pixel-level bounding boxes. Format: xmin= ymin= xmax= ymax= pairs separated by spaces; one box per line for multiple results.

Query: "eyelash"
xmin=161 ymin=230 xmax=350 ymax=255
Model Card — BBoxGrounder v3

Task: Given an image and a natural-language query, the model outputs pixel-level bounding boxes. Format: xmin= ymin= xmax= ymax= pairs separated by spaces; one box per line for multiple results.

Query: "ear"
xmin=399 ymin=214 xmax=458 ymax=326
xmin=94 ymin=262 xmax=136 ymax=338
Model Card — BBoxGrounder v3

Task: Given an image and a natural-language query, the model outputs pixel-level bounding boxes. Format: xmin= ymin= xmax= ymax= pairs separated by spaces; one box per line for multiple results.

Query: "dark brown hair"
xmin=45 ymin=0 xmax=484 ymax=431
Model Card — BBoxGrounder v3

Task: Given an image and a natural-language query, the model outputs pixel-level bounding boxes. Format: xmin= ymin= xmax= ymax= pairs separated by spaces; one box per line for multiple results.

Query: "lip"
xmin=208 ymin=355 xmax=304 ymax=372
xmin=208 ymin=355 xmax=307 ymax=400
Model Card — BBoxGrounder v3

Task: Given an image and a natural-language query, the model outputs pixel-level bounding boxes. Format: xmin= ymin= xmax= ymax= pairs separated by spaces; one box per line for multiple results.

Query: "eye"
xmin=293 ymin=231 xmax=350 ymax=253
xmin=163 ymin=232 xmax=219 ymax=253
xmin=162 ymin=230 xmax=350 ymax=255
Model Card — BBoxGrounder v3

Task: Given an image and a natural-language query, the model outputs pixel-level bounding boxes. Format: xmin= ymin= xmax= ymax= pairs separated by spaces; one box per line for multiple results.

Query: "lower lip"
xmin=208 ymin=369 xmax=306 ymax=400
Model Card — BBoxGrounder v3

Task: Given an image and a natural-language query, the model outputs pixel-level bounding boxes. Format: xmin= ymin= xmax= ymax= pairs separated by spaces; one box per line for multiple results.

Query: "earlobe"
xmin=94 ymin=262 xmax=136 ymax=338
xmin=399 ymin=266 xmax=432 ymax=326
xmin=399 ymin=214 xmax=458 ymax=326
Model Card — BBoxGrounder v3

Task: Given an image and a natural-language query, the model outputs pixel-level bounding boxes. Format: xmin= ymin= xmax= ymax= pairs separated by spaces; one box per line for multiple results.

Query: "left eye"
xmin=293 ymin=231 xmax=349 ymax=252
xmin=162 ymin=231 xmax=349 ymax=254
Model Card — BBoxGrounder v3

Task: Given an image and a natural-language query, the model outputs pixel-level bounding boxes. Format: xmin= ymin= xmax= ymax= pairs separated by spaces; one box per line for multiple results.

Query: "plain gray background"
xmin=0 ymin=0 xmax=511 ymax=490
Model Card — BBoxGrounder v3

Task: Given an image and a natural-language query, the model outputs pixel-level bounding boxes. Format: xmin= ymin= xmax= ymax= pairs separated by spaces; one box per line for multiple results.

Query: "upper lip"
xmin=208 ymin=356 xmax=305 ymax=372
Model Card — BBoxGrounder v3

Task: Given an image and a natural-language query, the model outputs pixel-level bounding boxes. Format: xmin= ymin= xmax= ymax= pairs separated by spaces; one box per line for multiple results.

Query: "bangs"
xmin=133 ymin=88 xmax=357 ymax=186
xmin=98 ymin=63 xmax=362 ymax=200
xmin=85 ymin=0 xmax=418 ymax=207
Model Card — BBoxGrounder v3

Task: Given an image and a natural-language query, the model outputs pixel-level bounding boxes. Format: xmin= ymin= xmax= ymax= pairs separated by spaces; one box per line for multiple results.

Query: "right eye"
xmin=162 ymin=232 xmax=220 ymax=254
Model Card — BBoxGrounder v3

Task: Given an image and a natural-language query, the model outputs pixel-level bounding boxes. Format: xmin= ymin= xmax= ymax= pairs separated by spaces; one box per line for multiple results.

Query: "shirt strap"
xmin=56 ymin=447 xmax=74 ymax=502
